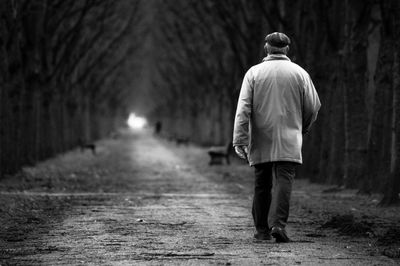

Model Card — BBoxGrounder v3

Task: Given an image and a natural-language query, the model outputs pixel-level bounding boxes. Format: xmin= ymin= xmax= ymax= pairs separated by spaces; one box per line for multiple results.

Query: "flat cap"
xmin=265 ymin=32 xmax=291 ymax=48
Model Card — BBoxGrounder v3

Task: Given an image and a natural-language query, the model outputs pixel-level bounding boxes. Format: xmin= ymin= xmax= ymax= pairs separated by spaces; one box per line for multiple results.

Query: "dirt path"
xmin=0 ymin=130 xmax=399 ymax=265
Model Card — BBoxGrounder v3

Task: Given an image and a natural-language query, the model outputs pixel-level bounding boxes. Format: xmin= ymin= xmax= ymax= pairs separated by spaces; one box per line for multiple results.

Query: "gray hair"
xmin=264 ymin=43 xmax=289 ymax=55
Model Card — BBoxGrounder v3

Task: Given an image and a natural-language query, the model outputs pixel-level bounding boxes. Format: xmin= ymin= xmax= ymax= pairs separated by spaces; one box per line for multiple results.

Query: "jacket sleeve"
xmin=233 ymin=69 xmax=253 ymax=146
xmin=302 ymin=74 xmax=321 ymax=134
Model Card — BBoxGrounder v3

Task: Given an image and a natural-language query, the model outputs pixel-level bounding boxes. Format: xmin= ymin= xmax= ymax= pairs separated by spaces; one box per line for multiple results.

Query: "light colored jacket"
xmin=233 ymin=54 xmax=321 ymax=165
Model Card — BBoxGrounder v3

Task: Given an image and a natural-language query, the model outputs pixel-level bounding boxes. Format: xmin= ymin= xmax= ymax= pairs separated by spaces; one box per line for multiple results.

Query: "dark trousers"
xmin=252 ymin=161 xmax=297 ymax=233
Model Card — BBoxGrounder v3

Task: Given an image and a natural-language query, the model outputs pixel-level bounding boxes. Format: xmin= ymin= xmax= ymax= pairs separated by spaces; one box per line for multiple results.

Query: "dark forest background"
xmin=0 ymin=0 xmax=399 ymax=204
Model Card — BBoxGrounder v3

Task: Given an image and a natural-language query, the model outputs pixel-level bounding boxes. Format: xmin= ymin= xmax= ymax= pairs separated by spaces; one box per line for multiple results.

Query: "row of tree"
xmin=0 ymin=0 xmax=143 ymax=177
xmin=147 ymin=0 xmax=400 ymax=204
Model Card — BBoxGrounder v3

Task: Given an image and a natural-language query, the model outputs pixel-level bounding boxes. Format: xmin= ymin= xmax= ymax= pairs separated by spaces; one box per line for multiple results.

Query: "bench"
xmin=176 ymin=137 xmax=189 ymax=146
xmin=208 ymin=142 xmax=232 ymax=165
xmin=78 ymin=138 xmax=96 ymax=155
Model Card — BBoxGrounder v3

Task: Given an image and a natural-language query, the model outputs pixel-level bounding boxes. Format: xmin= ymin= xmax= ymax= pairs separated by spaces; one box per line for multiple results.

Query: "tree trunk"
xmin=380 ymin=0 xmax=400 ymax=205
xmin=362 ymin=35 xmax=393 ymax=193
xmin=342 ymin=0 xmax=371 ymax=188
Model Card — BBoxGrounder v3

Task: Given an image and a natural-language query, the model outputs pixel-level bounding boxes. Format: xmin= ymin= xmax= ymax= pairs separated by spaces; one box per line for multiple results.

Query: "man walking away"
xmin=233 ymin=32 xmax=321 ymax=243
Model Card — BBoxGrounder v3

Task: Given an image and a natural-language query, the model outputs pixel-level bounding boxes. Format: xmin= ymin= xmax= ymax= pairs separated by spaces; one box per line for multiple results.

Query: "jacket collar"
xmin=262 ymin=54 xmax=291 ymax=62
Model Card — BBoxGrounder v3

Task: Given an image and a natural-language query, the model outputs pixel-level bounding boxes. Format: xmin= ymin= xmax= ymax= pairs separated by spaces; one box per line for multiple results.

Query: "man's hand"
xmin=234 ymin=145 xmax=248 ymax=160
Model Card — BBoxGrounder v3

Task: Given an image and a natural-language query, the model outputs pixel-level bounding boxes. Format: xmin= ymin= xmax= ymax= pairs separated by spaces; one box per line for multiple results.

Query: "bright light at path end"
xmin=127 ymin=113 xmax=147 ymax=129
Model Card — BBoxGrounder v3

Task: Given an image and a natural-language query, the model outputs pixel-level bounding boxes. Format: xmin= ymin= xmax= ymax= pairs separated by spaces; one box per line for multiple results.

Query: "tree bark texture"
xmin=0 ymin=0 xmax=143 ymax=178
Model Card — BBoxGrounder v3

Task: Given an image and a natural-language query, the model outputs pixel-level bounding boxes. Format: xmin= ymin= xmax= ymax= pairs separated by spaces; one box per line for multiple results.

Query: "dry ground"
xmin=0 ymin=129 xmax=399 ymax=265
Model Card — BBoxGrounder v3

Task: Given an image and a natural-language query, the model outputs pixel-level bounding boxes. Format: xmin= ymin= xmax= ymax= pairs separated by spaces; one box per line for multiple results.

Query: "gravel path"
xmin=0 ymin=130 xmax=398 ymax=265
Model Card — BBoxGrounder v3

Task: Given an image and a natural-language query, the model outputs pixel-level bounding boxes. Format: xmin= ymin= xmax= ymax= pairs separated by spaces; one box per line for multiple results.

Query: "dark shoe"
xmin=254 ymin=232 xmax=272 ymax=241
xmin=271 ymin=226 xmax=290 ymax=243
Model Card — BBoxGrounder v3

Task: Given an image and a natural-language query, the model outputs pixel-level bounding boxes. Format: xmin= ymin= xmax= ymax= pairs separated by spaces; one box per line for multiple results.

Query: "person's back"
xmin=232 ymin=32 xmax=320 ymax=243
xmin=245 ymin=55 xmax=317 ymax=165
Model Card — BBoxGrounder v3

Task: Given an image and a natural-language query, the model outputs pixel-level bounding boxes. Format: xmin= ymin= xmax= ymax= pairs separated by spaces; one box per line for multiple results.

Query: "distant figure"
xmin=154 ymin=121 xmax=162 ymax=135
xmin=233 ymin=32 xmax=321 ymax=242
